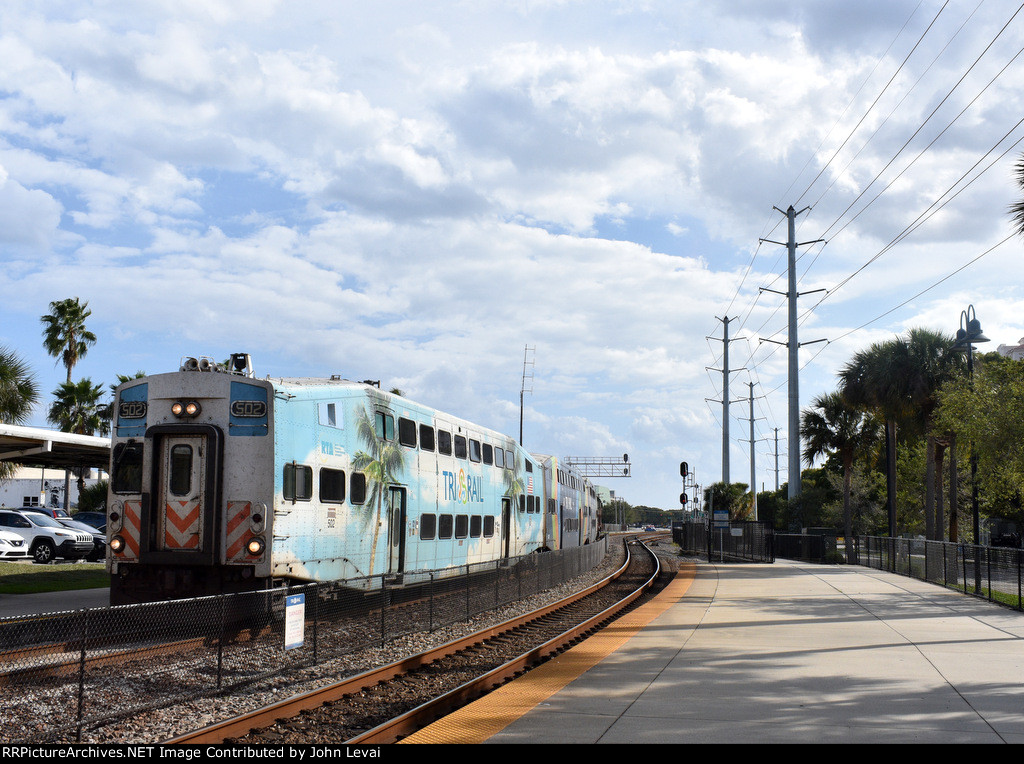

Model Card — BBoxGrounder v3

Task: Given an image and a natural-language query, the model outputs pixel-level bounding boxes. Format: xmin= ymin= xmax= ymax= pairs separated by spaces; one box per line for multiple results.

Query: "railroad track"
xmin=165 ymin=537 xmax=664 ymax=744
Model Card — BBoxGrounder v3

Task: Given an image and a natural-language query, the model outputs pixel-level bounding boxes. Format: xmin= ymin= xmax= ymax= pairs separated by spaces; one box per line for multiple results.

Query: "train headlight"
xmin=110 ymin=535 xmax=126 ymax=554
xmin=171 ymin=400 xmax=202 ymax=418
xmin=246 ymin=537 xmax=265 ymax=556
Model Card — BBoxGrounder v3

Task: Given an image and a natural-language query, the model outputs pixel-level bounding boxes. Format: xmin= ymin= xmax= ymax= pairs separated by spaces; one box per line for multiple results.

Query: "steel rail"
xmin=164 ymin=539 xmax=652 ymax=745
xmin=349 ymin=540 xmax=661 ymax=744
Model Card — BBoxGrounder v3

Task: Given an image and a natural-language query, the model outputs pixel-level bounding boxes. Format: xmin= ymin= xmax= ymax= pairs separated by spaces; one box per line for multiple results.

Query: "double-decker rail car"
xmin=534 ymin=455 xmax=600 ymax=551
xmin=105 ymin=354 xmax=601 ymax=604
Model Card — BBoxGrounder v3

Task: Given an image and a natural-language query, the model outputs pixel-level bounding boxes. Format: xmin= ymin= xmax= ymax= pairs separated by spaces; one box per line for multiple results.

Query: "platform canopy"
xmin=0 ymin=423 xmax=111 ymax=471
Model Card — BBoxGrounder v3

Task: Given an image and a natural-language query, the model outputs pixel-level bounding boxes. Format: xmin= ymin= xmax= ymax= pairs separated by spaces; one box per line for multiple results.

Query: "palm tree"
xmin=0 ymin=347 xmax=40 ymax=482
xmin=1010 ymin=155 xmax=1024 ymax=236
xmin=801 ymin=391 xmax=879 ymax=554
xmin=47 ymin=378 xmax=105 ymax=498
xmin=351 ymin=399 xmax=406 ymax=575
xmin=41 ymin=298 xmax=97 ymax=383
xmin=902 ymin=328 xmax=961 ymax=540
xmin=839 ymin=337 xmax=911 ymax=538
xmin=0 ymin=346 xmax=39 ymax=426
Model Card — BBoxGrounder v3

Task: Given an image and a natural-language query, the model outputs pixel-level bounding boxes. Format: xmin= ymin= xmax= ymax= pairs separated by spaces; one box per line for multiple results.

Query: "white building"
xmin=996 ymin=337 xmax=1024 ymax=360
xmin=0 ymin=465 xmax=103 ymax=509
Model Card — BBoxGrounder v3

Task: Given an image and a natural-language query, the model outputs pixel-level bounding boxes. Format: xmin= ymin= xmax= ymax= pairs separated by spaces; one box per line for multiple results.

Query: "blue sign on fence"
xmin=285 ymin=594 xmax=305 ymax=650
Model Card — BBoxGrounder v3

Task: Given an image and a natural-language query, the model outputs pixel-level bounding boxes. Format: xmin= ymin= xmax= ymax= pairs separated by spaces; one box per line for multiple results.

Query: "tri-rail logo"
xmin=443 ymin=469 xmax=483 ymax=504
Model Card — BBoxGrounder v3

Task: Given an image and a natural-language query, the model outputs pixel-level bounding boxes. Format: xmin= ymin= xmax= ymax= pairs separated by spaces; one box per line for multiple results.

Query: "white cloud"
xmin=1 ymin=1 xmax=1023 ymax=507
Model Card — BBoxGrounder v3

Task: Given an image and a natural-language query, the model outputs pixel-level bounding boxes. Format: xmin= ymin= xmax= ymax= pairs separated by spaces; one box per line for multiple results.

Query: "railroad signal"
xmin=679 ymin=493 xmax=688 ymax=506
xmin=680 ymin=461 xmax=688 ymax=478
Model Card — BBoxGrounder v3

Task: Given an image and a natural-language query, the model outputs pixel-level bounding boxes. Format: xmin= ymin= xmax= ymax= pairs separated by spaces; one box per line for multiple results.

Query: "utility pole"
xmin=759 ymin=206 xmax=824 ymax=503
xmin=749 ymin=382 xmax=757 ymax=520
xmin=707 ymin=316 xmax=743 ymax=484
xmin=743 ymin=381 xmax=765 ymax=521
xmin=519 ymin=345 xmax=534 ymax=445
xmin=773 ymin=428 xmax=781 ymax=492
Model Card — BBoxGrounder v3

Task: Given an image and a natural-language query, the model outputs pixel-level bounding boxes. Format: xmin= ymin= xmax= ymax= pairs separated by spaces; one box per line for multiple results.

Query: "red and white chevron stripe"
xmin=116 ymin=500 xmax=141 ymax=559
xmin=225 ymin=501 xmax=255 ymax=562
xmin=162 ymin=499 xmax=201 ymax=550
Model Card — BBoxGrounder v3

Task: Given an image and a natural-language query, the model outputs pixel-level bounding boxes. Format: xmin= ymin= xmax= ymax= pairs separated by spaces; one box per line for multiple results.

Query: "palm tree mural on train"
xmin=352 ymin=397 xmax=405 ymax=576
xmin=501 ymin=439 xmax=525 ymax=504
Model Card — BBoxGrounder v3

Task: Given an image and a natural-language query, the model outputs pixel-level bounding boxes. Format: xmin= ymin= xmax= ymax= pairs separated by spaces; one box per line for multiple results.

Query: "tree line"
xmin=704 ymin=331 xmax=1024 ymax=545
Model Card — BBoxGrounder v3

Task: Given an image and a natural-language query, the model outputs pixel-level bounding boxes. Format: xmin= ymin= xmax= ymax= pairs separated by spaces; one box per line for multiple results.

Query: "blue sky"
xmin=2 ymin=1 xmax=1023 ymax=509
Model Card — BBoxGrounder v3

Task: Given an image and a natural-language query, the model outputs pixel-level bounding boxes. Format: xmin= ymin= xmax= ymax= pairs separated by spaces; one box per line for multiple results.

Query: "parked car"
xmin=0 ymin=509 xmax=94 ymax=564
xmin=58 ymin=518 xmax=106 ymax=561
xmin=70 ymin=511 xmax=107 ymax=530
xmin=19 ymin=506 xmax=72 ymax=520
xmin=0 ymin=529 xmax=29 ymax=560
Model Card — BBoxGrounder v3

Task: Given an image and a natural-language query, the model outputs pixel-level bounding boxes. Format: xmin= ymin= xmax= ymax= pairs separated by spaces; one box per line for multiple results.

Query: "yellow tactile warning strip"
xmin=399 ymin=562 xmax=698 ymax=744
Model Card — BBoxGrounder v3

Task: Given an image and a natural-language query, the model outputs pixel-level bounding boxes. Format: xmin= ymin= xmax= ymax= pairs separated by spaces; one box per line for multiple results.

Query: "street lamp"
xmin=952 ymin=304 xmax=989 ymax=593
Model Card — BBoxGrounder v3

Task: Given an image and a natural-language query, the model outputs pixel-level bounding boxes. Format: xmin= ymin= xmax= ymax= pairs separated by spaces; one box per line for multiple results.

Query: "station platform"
xmin=403 ymin=558 xmax=1024 ymax=744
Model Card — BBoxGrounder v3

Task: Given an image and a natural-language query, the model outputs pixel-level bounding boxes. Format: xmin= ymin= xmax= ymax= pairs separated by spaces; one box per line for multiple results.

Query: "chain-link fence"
xmin=856 ymin=535 xmax=1024 ymax=610
xmin=774 ymin=533 xmax=838 ymax=563
xmin=673 ymin=520 xmax=774 ymax=563
xmin=0 ymin=538 xmax=607 ymax=743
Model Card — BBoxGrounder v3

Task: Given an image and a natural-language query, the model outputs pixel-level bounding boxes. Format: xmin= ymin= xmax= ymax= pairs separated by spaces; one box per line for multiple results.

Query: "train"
xmin=104 ymin=353 xmax=601 ymax=604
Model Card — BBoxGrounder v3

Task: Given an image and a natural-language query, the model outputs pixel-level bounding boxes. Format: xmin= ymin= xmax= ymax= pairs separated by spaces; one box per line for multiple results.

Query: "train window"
xmin=438 ymin=430 xmax=452 ymax=455
xmin=438 ymin=514 xmax=453 ymax=539
xmin=483 ymin=516 xmax=495 ymax=537
xmin=469 ymin=439 xmax=481 ymax=462
xmin=518 ymin=495 xmax=525 ymax=513
xmin=525 ymin=460 xmax=533 ymax=473
xmin=168 ymin=445 xmax=192 ymax=496
xmin=398 ymin=418 xmax=417 ymax=448
xmin=284 ymin=463 xmax=312 ymax=502
xmin=320 ymin=468 xmax=346 ymax=503
xmin=505 ymin=449 xmax=513 ymax=467
xmin=548 ymin=499 xmax=556 ymax=514
xmin=318 ymin=402 xmax=340 ymax=428
xmin=482 ymin=444 xmax=493 ymax=465
xmin=111 ymin=441 xmax=143 ymax=495
xmin=454 ymin=435 xmax=467 ymax=459
xmin=470 ymin=515 xmax=482 ymax=538
xmin=420 ymin=514 xmax=436 ymax=540
xmin=350 ymin=473 xmax=367 ymax=504
xmin=455 ymin=514 xmax=469 ymax=538
xmin=419 ymin=424 xmax=435 ymax=451
xmin=493 ymin=447 xmax=504 ymax=469
xmin=374 ymin=412 xmax=395 ymax=441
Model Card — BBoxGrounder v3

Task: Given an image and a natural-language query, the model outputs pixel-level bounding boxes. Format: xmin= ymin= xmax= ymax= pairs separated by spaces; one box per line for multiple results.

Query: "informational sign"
xmin=713 ymin=510 xmax=729 ymax=529
xmin=285 ymin=593 xmax=305 ymax=650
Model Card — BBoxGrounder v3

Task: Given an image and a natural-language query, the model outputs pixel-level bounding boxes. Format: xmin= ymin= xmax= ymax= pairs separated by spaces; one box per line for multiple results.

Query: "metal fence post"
xmin=76 ymin=610 xmax=89 ymax=743
xmin=986 ymin=546 xmax=992 ymax=602
xmin=312 ymin=583 xmax=319 ymax=666
xmin=217 ymin=595 xmax=225 ymax=690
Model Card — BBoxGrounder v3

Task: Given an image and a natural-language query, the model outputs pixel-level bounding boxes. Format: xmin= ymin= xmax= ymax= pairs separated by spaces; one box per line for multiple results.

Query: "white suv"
xmin=0 ymin=529 xmax=29 ymax=559
xmin=0 ymin=509 xmax=94 ymax=564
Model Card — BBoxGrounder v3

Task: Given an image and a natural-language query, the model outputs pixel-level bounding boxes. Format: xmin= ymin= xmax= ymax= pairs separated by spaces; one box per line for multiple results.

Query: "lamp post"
xmin=952 ymin=305 xmax=989 ymax=594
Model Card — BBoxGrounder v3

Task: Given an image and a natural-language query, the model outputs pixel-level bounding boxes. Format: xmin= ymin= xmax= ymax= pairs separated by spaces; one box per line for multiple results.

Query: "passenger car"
xmin=0 ymin=529 xmax=29 ymax=559
xmin=71 ymin=511 xmax=106 ymax=530
xmin=0 ymin=509 xmax=94 ymax=564
xmin=58 ymin=518 xmax=106 ymax=561
xmin=20 ymin=506 xmax=72 ymax=520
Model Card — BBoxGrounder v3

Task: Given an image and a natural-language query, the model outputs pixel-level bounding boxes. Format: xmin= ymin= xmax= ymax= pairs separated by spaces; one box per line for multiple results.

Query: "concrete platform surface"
xmin=414 ymin=559 xmax=1024 ymax=744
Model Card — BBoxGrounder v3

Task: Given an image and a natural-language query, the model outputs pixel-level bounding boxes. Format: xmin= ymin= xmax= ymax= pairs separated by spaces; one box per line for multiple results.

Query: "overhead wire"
xmin=709 ymin=3 xmax=1024 ymax=486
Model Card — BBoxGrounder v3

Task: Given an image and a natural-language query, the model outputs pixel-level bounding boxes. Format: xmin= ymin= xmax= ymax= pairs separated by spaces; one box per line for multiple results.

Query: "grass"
xmin=0 ymin=561 xmax=110 ymax=595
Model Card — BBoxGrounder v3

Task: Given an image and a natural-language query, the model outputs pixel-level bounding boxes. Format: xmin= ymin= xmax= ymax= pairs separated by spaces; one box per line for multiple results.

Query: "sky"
xmin=2 ymin=0 xmax=1024 ymax=510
